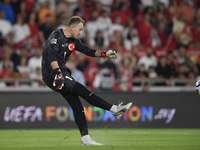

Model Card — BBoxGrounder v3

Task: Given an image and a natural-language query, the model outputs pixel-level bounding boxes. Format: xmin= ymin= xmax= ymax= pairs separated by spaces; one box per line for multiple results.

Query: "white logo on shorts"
xmin=64 ymin=52 xmax=66 ymax=58
xmin=65 ymin=76 xmax=72 ymax=81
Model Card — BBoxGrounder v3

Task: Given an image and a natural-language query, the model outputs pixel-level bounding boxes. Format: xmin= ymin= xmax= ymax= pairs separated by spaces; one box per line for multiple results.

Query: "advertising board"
xmin=0 ymin=92 xmax=199 ymax=129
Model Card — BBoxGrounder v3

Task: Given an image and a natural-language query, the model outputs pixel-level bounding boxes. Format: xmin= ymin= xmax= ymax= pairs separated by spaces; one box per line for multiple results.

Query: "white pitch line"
xmin=130 ymin=132 xmax=200 ymax=135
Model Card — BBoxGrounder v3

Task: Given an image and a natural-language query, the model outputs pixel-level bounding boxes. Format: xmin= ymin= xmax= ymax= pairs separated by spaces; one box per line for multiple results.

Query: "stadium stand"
xmin=0 ymin=0 xmax=199 ymax=92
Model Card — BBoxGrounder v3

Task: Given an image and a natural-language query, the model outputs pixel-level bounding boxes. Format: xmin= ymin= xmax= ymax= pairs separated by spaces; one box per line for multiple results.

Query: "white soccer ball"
xmin=195 ymin=80 xmax=200 ymax=95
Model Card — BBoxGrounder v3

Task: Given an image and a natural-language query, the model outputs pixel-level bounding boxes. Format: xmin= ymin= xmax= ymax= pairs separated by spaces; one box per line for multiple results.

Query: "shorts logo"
xmin=51 ymin=38 xmax=57 ymax=44
xmin=65 ymin=76 xmax=72 ymax=81
xmin=68 ymin=43 xmax=75 ymax=51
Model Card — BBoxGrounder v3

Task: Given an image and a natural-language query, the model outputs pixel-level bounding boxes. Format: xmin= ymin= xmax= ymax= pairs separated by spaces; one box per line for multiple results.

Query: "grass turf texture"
xmin=0 ymin=129 xmax=200 ymax=150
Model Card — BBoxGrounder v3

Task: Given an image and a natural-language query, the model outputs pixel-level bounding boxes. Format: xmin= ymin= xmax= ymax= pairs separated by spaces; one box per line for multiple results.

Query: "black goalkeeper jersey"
xmin=42 ymin=29 xmax=97 ymax=79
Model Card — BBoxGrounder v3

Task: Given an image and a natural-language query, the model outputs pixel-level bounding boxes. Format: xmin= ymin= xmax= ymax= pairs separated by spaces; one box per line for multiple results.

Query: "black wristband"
xmin=53 ymin=68 xmax=61 ymax=75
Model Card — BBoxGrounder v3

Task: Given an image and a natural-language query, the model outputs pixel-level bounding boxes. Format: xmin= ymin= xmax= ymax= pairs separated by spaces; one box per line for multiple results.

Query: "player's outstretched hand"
xmin=53 ymin=68 xmax=64 ymax=90
xmin=106 ymin=50 xmax=117 ymax=59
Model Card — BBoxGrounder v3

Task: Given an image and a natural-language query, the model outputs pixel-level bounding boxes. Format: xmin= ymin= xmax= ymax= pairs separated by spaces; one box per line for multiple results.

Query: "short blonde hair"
xmin=67 ymin=16 xmax=85 ymax=27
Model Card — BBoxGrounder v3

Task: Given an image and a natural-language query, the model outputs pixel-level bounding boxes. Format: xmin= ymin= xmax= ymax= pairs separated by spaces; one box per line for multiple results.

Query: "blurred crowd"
xmin=0 ymin=0 xmax=200 ymax=91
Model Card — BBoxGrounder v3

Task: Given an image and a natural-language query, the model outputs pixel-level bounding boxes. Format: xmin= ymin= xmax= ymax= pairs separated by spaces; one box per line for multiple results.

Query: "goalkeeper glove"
xmin=53 ymin=68 xmax=64 ymax=90
xmin=102 ymin=50 xmax=117 ymax=59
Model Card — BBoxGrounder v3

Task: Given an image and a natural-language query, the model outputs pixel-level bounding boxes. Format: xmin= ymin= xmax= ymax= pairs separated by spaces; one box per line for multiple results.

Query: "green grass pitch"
xmin=0 ymin=129 xmax=200 ymax=150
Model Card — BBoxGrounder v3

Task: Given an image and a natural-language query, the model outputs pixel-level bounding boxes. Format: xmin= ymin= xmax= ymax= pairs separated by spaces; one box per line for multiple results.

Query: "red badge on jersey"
xmin=68 ymin=43 xmax=75 ymax=51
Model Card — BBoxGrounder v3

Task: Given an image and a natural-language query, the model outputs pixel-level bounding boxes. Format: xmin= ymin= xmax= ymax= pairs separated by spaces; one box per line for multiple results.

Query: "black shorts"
xmin=43 ymin=71 xmax=76 ymax=95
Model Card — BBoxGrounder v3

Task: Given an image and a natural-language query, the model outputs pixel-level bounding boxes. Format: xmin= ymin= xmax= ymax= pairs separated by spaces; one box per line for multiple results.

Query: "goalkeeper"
xmin=42 ymin=16 xmax=132 ymax=145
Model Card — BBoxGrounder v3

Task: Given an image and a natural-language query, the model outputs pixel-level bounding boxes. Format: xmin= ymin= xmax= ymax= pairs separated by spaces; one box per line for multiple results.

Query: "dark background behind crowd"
xmin=0 ymin=0 xmax=200 ymax=91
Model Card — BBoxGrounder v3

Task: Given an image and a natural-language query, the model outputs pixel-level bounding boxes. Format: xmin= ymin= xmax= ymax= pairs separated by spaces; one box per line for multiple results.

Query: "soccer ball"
xmin=195 ymin=80 xmax=200 ymax=95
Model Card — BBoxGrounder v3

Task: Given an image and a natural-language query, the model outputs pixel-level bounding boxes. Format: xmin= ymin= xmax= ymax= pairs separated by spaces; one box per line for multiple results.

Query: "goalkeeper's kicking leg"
xmin=62 ymin=82 xmax=132 ymax=145
xmin=71 ymin=82 xmax=132 ymax=119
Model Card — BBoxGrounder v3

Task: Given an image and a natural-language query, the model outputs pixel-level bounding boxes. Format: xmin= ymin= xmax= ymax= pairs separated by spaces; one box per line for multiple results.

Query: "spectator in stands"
xmin=65 ymin=0 xmax=79 ymax=11
xmin=176 ymin=0 xmax=194 ymax=22
xmin=16 ymin=56 xmax=30 ymax=79
xmin=168 ymin=0 xmax=178 ymax=23
xmin=139 ymin=0 xmax=153 ymax=8
xmin=156 ymin=55 xmax=173 ymax=86
xmin=173 ymin=63 xmax=190 ymax=79
xmin=66 ymin=61 xmax=86 ymax=86
xmin=93 ymin=63 xmax=114 ymax=91
xmin=137 ymin=47 xmax=157 ymax=71
xmin=130 ymin=0 xmax=141 ymax=17
xmin=39 ymin=14 xmax=55 ymax=45
xmin=19 ymin=45 xmax=29 ymax=59
xmin=197 ymin=60 xmax=200 ymax=78
xmin=143 ymin=6 xmax=157 ymax=23
xmin=154 ymin=10 xmax=170 ymax=35
xmin=0 ymin=45 xmax=14 ymax=71
xmin=0 ymin=10 xmax=12 ymax=45
xmin=96 ymin=9 xmax=112 ymax=48
xmin=92 ymin=1 xmax=102 ymax=17
xmin=177 ymin=46 xmax=186 ymax=64
xmin=109 ymin=30 xmax=124 ymax=54
xmin=124 ymin=28 xmax=140 ymax=50
xmin=131 ymin=47 xmax=139 ymax=57
xmin=27 ymin=12 xmax=41 ymax=54
xmin=148 ymin=66 xmax=157 ymax=79
xmin=57 ymin=16 xmax=68 ymax=29
xmin=29 ymin=67 xmax=44 ymax=87
xmin=192 ymin=9 xmax=200 ymax=32
xmin=0 ymin=32 xmax=3 ymax=46
xmin=188 ymin=41 xmax=197 ymax=49
xmin=18 ymin=2 xmax=28 ymax=22
xmin=118 ymin=54 xmax=136 ymax=91
xmin=108 ymin=16 xmax=124 ymax=39
xmin=191 ymin=9 xmax=200 ymax=48
xmin=111 ymin=2 xmax=132 ymax=26
xmin=11 ymin=0 xmax=21 ymax=15
xmin=38 ymin=0 xmax=56 ymax=24
xmin=95 ymin=0 xmax=113 ymax=13
xmin=142 ymin=81 xmax=150 ymax=92
xmin=0 ymin=0 xmax=15 ymax=24
xmin=92 ymin=30 xmax=109 ymax=49
xmin=184 ymin=53 xmax=199 ymax=77
xmin=123 ymin=19 xmax=136 ymax=38
xmin=56 ymin=1 xmax=72 ymax=22
xmin=11 ymin=13 xmax=30 ymax=50
xmin=23 ymin=0 xmax=36 ymax=14
xmin=133 ymin=63 xmax=149 ymax=83
xmin=76 ymin=53 xmax=90 ymax=72
xmin=3 ymin=44 xmax=20 ymax=68
xmin=159 ymin=0 xmax=170 ymax=9
xmin=166 ymin=51 xmax=177 ymax=76
xmin=0 ymin=58 xmax=14 ymax=86
xmin=186 ymin=71 xmax=197 ymax=86
xmin=100 ymin=57 xmax=118 ymax=78
xmin=136 ymin=11 xmax=153 ymax=47
xmin=85 ymin=10 xmax=100 ymax=47
xmin=157 ymin=21 xmax=168 ymax=47
xmin=83 ymin=57 xmax=101 ymax=89
xmin=172 ymin=13 xmax=192 ymax=47
xmin=171 ymin=49 xmax=179 ymax=66
xmin=36 ymin=0 xmax=56 ymax=12
xmin=28 ymin=47 xmax=42 ymax=76
xmin=156 ymin=2 xmax=170 ymax=23
xmin=150 ymin=28 xmax=161 ymax=48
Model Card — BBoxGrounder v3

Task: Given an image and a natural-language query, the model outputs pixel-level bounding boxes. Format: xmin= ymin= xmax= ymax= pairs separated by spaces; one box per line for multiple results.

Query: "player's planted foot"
xmin=81 ymin=135 xmax=103 ymax=145
xmin=112 ymin=102 xmax=132 ymax=119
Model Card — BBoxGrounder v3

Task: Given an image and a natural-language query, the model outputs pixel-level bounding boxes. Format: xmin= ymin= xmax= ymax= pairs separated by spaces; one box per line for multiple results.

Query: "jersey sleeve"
xmin=47 ymin=36 xmax=60 ymax=63
xmin=75 ymin=39 xmax=97 ymax=57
